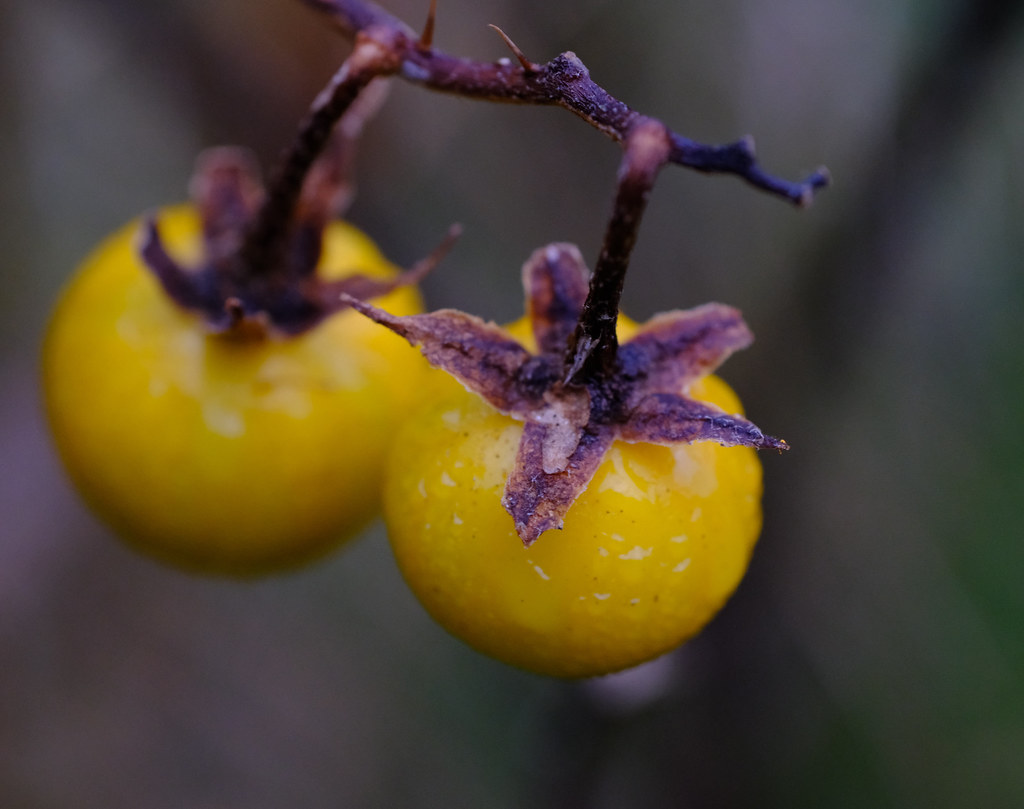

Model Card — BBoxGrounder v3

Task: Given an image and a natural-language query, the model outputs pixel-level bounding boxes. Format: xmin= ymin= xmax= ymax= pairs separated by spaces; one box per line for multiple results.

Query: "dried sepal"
xmin=503 ymin=424 xmax=614 ymax=544
xmin=525 ymin=244 xmax=590 ymax=354
xmin=616 ymin=303 xmax=752 ymax=398
xmin=619 ymin=394 xmax=788 ymax=450
xmin=138 ymin=218 xmax=205 ymax=314
xmin=347 ymin=241 xmax=787 ymax=546
xmin=189 ymin=148 xmax=263 ymax=263
xmin=341 ymin=298 xmax=536 ymax=413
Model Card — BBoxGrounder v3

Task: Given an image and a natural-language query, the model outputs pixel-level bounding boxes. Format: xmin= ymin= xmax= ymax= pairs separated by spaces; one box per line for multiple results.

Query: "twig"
xmin=565 ymin=119 xmax=671 ymax=384
xmin=299 ymin=0 xmax=828 ymax=205
xmin=240 ymin=32 xmax=402 ymax=276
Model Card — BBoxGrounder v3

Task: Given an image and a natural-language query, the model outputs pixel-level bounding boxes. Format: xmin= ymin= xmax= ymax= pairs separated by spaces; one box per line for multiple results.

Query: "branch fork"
xmin=141 ymin=0 xmax=827 ymax=337
xmin=136 ymin=0 xmax=817 ymax=545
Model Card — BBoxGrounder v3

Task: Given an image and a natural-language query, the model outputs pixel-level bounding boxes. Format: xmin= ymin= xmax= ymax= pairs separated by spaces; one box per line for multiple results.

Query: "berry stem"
xmin=565 ymin=119 xmax=671 ymax=384
xmin=240 ymin=32 xmax=402 ymax=277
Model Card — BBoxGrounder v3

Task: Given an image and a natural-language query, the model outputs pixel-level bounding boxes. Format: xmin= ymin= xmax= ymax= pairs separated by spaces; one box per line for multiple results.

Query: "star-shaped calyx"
xmin=344 ymin=242 xmax=788 ymax=546
xmin=138 ymin=140 xmax=447 ymax=338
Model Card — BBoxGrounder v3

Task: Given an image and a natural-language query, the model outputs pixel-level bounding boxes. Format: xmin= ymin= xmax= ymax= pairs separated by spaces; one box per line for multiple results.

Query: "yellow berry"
xmin=383 ymin=316 xmax=763 ymax=677
xmin=44 ymin=205 xmax=424 ymax=575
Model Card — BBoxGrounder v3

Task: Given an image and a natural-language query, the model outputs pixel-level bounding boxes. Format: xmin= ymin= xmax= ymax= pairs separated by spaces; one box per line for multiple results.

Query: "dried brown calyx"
xmin=342 ymin=112 xmax=794 ymax=546
xmin=139 ymin=138 xmax=452 ymax=337
xmin=345 ymin=241 xmax=787 ymax=546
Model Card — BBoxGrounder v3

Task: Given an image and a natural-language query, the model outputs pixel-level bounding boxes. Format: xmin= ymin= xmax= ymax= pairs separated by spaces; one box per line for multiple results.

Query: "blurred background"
xmin=3 ymin=0 xmax=1023 ymax=806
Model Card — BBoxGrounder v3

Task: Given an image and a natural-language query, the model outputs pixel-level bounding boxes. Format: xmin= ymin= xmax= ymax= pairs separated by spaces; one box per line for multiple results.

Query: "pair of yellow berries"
xmin=43 ymin=206 xmax=765 ymax=679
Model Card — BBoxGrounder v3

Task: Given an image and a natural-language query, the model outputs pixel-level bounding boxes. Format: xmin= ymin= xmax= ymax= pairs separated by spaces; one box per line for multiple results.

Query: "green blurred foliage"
xmin=2 ymin=0 xmax=1023 ymax=806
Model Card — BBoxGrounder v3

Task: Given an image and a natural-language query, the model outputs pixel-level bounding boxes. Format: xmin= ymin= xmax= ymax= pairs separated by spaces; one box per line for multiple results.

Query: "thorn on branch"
xmin=489 ymin=25 xmax=537 ymax=72
xmin=418 ymin=0 xmax=437 ymax=50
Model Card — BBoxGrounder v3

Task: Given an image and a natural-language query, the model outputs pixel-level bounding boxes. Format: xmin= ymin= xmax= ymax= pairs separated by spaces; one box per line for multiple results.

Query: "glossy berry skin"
xmin=383 ymin=320 xmax=764 ymax=678
xmin=44 ymin=205 xmax=423 ymax=576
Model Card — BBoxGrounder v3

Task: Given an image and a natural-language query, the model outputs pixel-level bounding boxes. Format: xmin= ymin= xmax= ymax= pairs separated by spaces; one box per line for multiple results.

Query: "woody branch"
xmin=299 ymin=0 xmax=829 ymax=205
